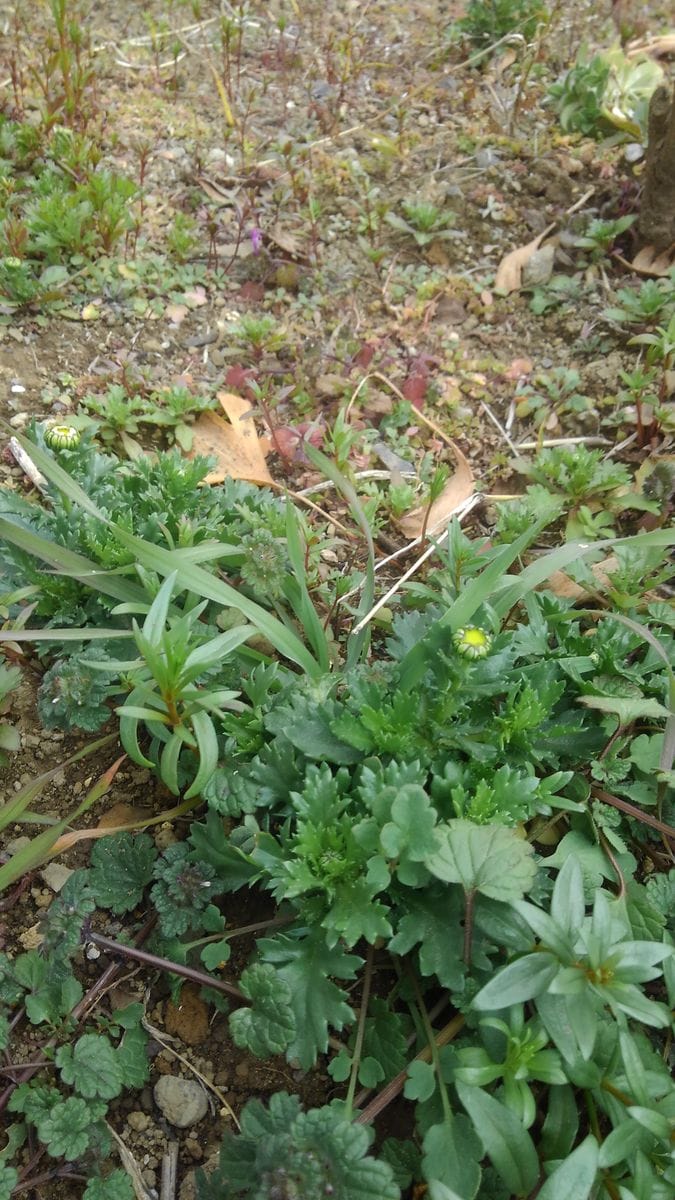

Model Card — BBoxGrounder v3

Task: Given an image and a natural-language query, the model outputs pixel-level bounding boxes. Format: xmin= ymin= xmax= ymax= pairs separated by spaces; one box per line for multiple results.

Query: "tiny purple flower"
xmin=249 ymin=226 xmax=263 ymax=255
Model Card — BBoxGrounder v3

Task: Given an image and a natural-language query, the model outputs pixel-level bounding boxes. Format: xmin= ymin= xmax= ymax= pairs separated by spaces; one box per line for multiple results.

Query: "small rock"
xmin=154 ymin=1076 xmax=208 ymax=1129
xmin=522 ymin=243 xmax=556 ymax=287
xmin=40 ymin=863 xmax=74 ymax=893
xmin=128 ymin=1111 xmax=151 ymax=1133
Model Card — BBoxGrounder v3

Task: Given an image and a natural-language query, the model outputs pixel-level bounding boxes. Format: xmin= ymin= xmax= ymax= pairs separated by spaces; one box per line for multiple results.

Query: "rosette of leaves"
xmin=37 ymin=646 xmax=120 ymax=733
xmin=195 ymin=1092 xmax=400 ymax=1200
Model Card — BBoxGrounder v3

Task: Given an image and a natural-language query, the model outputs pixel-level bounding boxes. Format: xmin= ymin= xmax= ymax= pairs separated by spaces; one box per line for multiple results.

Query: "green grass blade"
xmin=283 ymin=500 xmax=331 ymax=671
xmin=303 ymin=443 xmax=375 ymax=668
xmin=0 ymin=734 xmax=116 ymax=835
xmin=5 ymin=433 xmax=322 ymax=678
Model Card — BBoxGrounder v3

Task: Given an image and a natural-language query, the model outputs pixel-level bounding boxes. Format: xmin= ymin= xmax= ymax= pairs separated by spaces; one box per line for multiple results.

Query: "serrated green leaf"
xmin=83 ymin=1171 xmax=135 ymax=1200
xmin=426 ymin=820 xmax=537 ymax=901
xmin=0 ymin=1165 xmax=19 ymax=1200
xmin=389 ymin=889 xmax=466 ymax=990
xmin=537 ymin=1134 xmax=598 ymax=1200
xmin=89 ymin=832 xmax=157 ymax=915
xmin=362 ymin=999 xmax=408 ymax=1083
xmin=38 ymin=1096 xmax=103 ymax=1160
xmin=258 ymin=931 xmax=361 ymax=1069
xmin=56 ymin=1033 xmax=124 ymax=1100
xmin=229 ymin=964 xmax=296 ymax=1058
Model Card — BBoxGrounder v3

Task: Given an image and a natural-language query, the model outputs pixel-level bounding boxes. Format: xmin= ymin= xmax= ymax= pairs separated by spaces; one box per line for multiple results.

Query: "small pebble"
xmin=154 ymin=1076 xmax=208 ymax=1129
xmin=128 ymin=1111 xmax=151 ymax=1133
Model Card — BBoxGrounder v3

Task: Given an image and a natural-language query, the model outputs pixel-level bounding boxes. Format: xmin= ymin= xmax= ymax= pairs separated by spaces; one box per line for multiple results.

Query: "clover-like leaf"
xmin=425 ymin=820 xmax=537 ymax=902
xmin=229 ymin=963 xmax=296 ymax=1058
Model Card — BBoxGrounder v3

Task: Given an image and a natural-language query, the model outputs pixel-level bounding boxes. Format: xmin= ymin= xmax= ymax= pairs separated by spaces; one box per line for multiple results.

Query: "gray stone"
xmin=153 ymin=1076 xmax=208 ymax=1129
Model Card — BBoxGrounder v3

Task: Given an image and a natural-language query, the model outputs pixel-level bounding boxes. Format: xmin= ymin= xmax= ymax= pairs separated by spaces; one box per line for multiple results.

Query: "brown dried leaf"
xmin=629 ymin=243 xmax=675 ymax=276
xmin=189 ymin=391 xmax=274 ymax=485
xmin=627 ymin=34 xmax=675 ymax=58
xmin=547 ymin=555 xmax=620 ymax=601
xmin=397 ymin=443 xmax=474 ymax=539
xmin=495 ymin=225 xmax=555 ymax=293
xmin=268 ymin=222 xmax=307 ymax=260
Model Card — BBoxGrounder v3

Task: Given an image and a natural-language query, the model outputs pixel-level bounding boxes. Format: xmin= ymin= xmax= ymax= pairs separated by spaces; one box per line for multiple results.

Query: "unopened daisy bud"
xmin=44 ymin=424 xmax=80 ymax=451
xmin=453 ymin=626 xmax=492 ymax=659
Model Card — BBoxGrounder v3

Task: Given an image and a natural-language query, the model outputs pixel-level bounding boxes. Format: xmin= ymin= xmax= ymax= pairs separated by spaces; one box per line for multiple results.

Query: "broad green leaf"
xmin=598 ymin=1120 xmax=646 ymax=1169
xmin=201 ymin=938 xmax=232 ymax=970
xmin=426 ymin=821 xmax=537 ymax=902
xmin=404 ymin=1060 xmax=436 ymax=1102
xmin=537 ymin=1134 xmax=598 ymax=1200
xmin=422 ymin=1119 xmax=482 ymax=1199
xmin=56 ymin=1034 xmax=124 ymax=1100
xmin=428 ymin=1185 xmax=467 ymax=1200
xmin=473 ymin=953 xmax=559 ymax=1010
xmin=456 ymin=1081 xmax=539 ymax=1196
xmin=229 ymin=964 xmax=296 ymax=1058
xmin=380 ymin=785 xmax=440 ymax=862
xmin=579 ymin=695 xmax=670 ymax=722
xmin=540 ymin=1084 xmax=579 ymax=1161
xmin=550 ymin=855 xmax=585 ymax=940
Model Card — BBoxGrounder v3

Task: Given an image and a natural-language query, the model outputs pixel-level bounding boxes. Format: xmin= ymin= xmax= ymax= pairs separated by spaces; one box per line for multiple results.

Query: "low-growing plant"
xmin=386 ymin=199 xmax=457 ymax=248
xmin=513 ymin=445 xmax=658 ymax=536
xmin=574 ymin=215 xmax=635 ymax=262
xmin=514 ymin=366 xmax=592 ymax=426
xmin=550 ymin=47 xmax=663 ymax=141
xmin=603 ymin=278 xmax=673 ymax=328
xmin=457 ymin=0 xmax=546 ymax=47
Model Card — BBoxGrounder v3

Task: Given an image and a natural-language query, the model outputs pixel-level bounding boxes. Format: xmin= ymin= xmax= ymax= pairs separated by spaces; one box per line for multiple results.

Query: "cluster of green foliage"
xmin=549 ymin=47 xmax=664 ymax=142
xmin=0 ymin=434 xmax=673 ymax=1199
xmin=457 ymin=0 xmax=546 ymax=47
xmin=0 ymin=119 xmax=137 ymax=306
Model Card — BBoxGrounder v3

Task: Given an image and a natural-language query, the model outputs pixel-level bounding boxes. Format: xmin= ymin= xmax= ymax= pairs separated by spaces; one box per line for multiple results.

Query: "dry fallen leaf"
xmin=189 ymin=391 xmax=274 ymax=485
xmin=397 ymin=442 xmax=474 ymax=539
xmin=547 ymin=555 xmax=620 ymax=601
xmin=629 ymin=243 xmax=675 ymax=276
xmin=627 ymin=34 xmax=675 ymax=58
xmin=494 ymin=224 xmax=556 ymax=293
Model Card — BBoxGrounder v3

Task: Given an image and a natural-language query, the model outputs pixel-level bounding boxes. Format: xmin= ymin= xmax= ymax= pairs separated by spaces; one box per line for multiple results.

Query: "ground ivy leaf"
xmin=425 ymin=820 xmax=537 ymax=902
xmin=229 ymin=963 xmax=296 ymax=1058
xmin=56 ymin=1033 xmax=124 ymax=1100
xmin=83 ymin=1171 xmax=135 ymax=1200
xmin=88 ymin=832 xmax=157 ymax=915
xmin=38 ymin=1096 xmax=104 ymax=1160
xmin=258 ymin=930 xmax=361 ymax=1069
